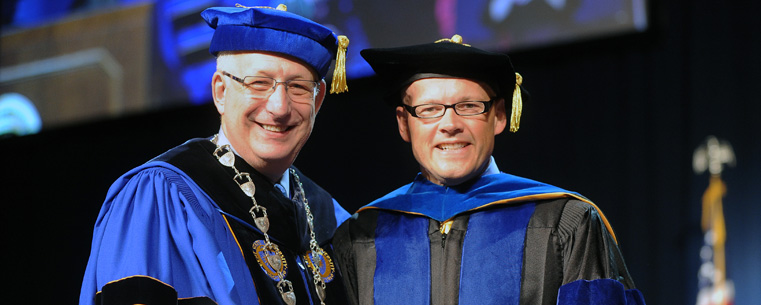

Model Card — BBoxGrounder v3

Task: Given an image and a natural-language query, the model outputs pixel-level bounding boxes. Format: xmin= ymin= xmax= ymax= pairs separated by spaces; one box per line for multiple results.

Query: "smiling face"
xmin=212 ymin=52 xmax=326 ymax=181
xmin=396 ymin=77 xmax=507 ymax=186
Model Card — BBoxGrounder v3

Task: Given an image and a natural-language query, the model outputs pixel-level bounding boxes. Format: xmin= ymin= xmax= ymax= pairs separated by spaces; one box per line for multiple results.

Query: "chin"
xmin=258 ymin=150 xmax=296 ymax=163
xmin=440 ymin=166 xmax=475 ymax=179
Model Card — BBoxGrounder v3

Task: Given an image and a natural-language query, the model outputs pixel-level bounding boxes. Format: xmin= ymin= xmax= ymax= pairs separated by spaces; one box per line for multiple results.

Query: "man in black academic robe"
xmin=333 ymin=36 xmax=645 ymax=305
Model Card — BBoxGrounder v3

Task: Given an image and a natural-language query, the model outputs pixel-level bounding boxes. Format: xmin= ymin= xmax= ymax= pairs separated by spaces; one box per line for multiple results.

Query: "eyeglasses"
xmin=221 ymin=71 xmax=319 ymax=103
xmin=402 ymin=100 xmax=495 ymax=118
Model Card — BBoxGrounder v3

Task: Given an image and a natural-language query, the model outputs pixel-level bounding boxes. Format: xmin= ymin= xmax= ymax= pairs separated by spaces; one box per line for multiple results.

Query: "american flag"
xmin=693 ymin=137 xmax=735 ymax=305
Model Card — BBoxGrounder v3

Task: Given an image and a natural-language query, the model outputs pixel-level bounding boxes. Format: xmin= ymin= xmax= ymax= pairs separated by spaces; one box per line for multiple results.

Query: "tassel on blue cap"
xmin=331 ymin=35 xmax=349 ymax=93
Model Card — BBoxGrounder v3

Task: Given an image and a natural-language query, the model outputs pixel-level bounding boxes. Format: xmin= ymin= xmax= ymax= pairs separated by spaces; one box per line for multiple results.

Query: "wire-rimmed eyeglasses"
xmin=221 ymin=71 xmax=319 ymax=103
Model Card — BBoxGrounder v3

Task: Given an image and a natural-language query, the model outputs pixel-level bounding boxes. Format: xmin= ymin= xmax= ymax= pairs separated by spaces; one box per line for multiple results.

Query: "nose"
xmin=265 ymin=83 xmax=291 ymax=116
xmin=437 ymin=107 xmax=462 ymax=134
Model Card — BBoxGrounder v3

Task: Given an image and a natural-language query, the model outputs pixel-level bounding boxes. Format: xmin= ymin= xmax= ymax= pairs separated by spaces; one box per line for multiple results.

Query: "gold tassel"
xmin=330 ymin=35 xmax=349 ymax=94
xmin=509 ymin=73 xmax=523 ymax=133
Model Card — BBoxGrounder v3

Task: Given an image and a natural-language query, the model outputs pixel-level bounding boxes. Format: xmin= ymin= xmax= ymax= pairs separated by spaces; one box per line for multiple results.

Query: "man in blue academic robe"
xmin=333 ymin=36 xmax=646 ymax=304
xmin=80 ymin=5 xmax=351 ymax=305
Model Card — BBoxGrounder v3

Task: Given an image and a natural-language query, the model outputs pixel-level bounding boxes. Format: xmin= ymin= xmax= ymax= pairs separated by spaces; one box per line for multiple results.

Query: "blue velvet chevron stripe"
xmin=373 ymin=212 xmax=430 ymax=305
xmin=459 ymin=203 xmax=535 ymax=304
xmin=557 ymin=279 xmax=647 ymax=305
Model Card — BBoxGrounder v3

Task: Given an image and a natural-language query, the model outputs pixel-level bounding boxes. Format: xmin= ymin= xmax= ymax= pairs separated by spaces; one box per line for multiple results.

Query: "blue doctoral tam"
xmin=202 ymin=5 xmax=340 ymax=79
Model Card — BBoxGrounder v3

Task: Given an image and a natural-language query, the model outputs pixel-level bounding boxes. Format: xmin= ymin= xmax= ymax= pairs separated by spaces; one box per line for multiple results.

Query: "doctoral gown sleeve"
xmin=555 ymin=200 xmax=645 ymax=305
xmin=79 ymin=165 xmax=258 ymax=305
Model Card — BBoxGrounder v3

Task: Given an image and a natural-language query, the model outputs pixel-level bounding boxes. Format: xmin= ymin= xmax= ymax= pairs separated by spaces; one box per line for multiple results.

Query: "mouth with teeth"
xmin=436 ymin=143 xmax=468 ymax=150
xmin=260 ymin=123 xmax=292 ymax=133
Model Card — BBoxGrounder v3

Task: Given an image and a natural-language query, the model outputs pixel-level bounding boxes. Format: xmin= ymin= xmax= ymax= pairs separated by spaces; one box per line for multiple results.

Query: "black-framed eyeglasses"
xmin=402 ymin=100 xmax=495 ymax=118
xmin=221 ymin=71 xmax=319 ymax=103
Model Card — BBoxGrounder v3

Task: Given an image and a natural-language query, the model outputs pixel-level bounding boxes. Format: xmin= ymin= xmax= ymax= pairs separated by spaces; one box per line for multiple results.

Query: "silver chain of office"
xmin=211 ymin=135 xmax=327 ymax=305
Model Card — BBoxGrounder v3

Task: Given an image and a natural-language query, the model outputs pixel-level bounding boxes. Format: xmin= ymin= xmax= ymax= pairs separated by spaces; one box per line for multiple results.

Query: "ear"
xmin=314 ymin=80 xmax=327 ymax=113
xmin=493 ymin=98 xmax=508 ymax=135
xmin=212 ymin=71 xmax=227 ymax=115
xmin=396 ymin=106 xmax=411 ymax=142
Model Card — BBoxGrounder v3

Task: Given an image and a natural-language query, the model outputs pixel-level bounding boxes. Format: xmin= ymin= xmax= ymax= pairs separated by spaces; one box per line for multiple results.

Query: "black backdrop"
xmin=2 ymin=1 xmax=760 ymax=304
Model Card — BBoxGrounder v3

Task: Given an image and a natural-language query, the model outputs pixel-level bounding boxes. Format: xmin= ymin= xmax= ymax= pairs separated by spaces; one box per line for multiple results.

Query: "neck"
xmin=421 ymin=161 xmax=490 ymax=187
xmin=250 ymin=161 xmax=290 ymax=183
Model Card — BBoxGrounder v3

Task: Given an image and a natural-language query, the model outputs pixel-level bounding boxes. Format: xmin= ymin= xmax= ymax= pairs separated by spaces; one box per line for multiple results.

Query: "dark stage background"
xmin=2 ymin=1 xmax=760 ymax=304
